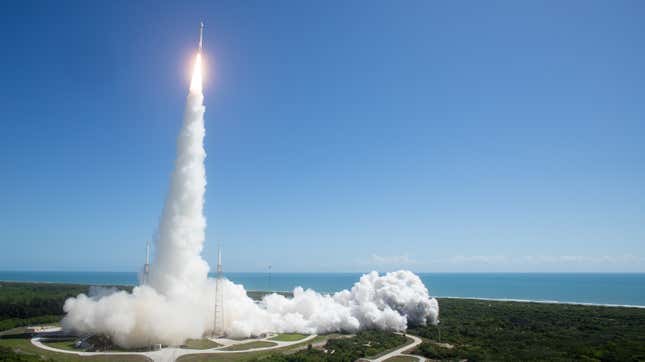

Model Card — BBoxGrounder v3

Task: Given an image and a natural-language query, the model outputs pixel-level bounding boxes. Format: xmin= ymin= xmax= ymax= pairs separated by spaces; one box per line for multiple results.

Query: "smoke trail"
xmin=149 ymin=52 xmax=209 ymax=298
xmin=63 ymin=51 xmax=214 ymax=347
xmin=61 ymin=49 xmax=439 ymax=349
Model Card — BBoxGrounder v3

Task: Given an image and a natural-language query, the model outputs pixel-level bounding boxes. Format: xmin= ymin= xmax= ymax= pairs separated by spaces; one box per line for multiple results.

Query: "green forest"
xmin=0 ymin=282 xmax=131 ymax=332
xmin=408 ymin=298 xmax=645 ymax=361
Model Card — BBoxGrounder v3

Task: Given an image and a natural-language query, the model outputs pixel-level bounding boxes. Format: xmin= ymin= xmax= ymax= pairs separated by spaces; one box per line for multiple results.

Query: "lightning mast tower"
xmin=212 ymin=244 xmax=224 ymax=336
xmin=142 ymin=240 xmax=151 ymax=285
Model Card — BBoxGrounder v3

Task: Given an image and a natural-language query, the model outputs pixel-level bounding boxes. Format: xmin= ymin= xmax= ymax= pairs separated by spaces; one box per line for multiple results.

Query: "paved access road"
xmin=32 ymin=328 xmax=428 ymax=362
xmin=366 ymin=333 xmax=426 ymax=362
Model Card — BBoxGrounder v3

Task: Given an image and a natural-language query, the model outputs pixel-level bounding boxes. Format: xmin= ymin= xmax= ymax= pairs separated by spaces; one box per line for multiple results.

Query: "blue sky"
xmin=0 ymin=0 xmax=643 ymax=272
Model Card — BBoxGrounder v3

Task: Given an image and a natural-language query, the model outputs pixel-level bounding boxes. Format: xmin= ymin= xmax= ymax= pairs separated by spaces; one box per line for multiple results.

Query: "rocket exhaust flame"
xmin=60 ymin=24 xmax=439 ymax=349
xmin=189 ymin=53 xmax=203 ymax=94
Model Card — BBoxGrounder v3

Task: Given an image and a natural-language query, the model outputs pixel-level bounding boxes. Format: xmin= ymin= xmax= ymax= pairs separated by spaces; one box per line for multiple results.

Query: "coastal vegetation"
xmin=408 ymin=298 xmax=645 ymax=361
xmin=0 ymin=282 xmax=128 ymax=332
xmin=242 ymin=300 xmax=645 ymax=361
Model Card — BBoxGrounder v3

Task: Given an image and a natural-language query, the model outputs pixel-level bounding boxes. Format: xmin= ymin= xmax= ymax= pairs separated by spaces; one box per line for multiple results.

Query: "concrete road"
xmin=366 ymin=333 xmax=425 ymax=362
xmin=32 ymin=328 xmax=427 ymax=362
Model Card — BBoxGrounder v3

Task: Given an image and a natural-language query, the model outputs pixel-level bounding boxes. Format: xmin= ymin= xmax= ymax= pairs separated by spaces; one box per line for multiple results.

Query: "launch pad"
xmin=30 ymin=327 xmax=318 ymax=361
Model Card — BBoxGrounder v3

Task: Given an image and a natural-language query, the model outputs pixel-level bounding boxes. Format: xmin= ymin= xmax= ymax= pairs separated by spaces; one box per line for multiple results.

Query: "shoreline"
xmin=439 ymin=296 xmax=645 ymax=309
xmin=2 ymin=279 xmax=644 ymax=309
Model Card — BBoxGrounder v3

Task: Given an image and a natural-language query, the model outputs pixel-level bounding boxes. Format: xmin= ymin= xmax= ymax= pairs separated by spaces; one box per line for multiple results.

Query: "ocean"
xmin=1 ymin=271 xmax=643 ymax=307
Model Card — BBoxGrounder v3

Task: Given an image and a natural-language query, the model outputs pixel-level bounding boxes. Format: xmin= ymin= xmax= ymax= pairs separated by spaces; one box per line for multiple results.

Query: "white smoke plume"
xmin=61 ymin=48 xmax=439 ymax=348
xmin=148 ymin=52 xmax=209 ymax=299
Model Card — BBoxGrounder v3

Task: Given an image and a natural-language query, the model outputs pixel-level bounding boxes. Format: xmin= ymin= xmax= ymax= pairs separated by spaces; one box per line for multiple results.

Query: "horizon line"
xmin=1 ymin=270 xmax=644 ymax=274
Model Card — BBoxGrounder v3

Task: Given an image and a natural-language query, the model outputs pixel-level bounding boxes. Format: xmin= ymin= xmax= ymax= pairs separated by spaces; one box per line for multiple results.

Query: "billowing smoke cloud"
xmin=61 ymin=51 xmax=439 ymax=348
xmin=63 ymin=272 xmax=438 ymax=348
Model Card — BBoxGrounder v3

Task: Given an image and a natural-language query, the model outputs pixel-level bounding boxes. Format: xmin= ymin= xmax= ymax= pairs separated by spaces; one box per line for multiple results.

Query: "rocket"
xmin=189 ymin=21 xmax=205 ymax=94
xmin=198 ymin=21 xmax=204 ymax=52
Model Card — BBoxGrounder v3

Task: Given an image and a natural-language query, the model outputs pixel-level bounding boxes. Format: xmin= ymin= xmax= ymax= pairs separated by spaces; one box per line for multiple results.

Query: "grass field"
xmin=43 ymin=339 xmax=78 ymax=351
xmin=255 ymin=331 xmax=408 ymax=362
xmin=269 ymin=333 xmax=308 ymax=342
xmin=177 ymin=335 xmax=334 ymax=361
xmin=221 ymin=341 xmax=277 ymax=351
xmin=0 ymin=336 xmax=149 ymax=361
xmin=382 ymin=356 xmax=418 ymax=362
xmin=182 ymin=338 xmax=222 ymax=349
xmin=0 ymin=326 xmax=29 ymax=337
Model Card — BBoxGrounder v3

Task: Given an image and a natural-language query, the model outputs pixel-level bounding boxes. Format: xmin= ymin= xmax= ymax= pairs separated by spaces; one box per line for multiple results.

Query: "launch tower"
xmin=212 ymin=245 xmax=224 ymax=336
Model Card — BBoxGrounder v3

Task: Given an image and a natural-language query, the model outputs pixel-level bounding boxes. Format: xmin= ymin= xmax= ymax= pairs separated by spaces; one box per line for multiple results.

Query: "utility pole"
xmin=267 ymin=265 xmax=272 ymax=291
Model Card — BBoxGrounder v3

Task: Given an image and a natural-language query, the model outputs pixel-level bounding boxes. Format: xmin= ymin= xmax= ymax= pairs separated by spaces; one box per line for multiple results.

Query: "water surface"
xmin=1 ymin=271 xmax=643 ymax=307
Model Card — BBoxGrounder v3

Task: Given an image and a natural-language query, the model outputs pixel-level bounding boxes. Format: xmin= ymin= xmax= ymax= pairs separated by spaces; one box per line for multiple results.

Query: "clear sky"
xmin=1 ymin=1 xmax=643 ymax=272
